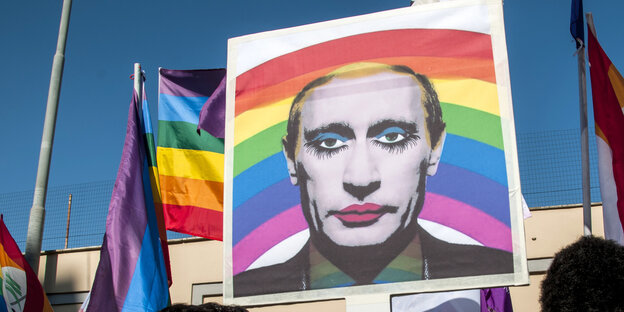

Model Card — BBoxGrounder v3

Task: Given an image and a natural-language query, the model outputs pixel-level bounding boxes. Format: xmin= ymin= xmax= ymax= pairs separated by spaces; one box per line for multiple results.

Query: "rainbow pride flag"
xmin=230 ymin=5 xmax=512 ymax=276
xmin=88 ymin=82 xmax=169 ymax=311
xmin=158 ymin=69 xmax=226 ymax=240
xmin=0 ymin=216 xmax=53 ymax=312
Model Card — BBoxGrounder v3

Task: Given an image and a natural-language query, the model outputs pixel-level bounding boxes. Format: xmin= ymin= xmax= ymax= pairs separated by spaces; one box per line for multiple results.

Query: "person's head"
xmin=540 ymin=236 xmax=624 ymax=312
xmin=160 ymin=303 xmax=249 ymax=312
xmin=282 ymin=63 xmax=446 ymax=248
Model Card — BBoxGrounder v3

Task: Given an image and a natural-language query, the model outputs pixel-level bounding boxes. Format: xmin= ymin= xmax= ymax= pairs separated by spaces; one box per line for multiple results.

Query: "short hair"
xmin=282 ymin=62 xmax=446 ymax=161
xmin=540 ymin=236 xmax=624 ymax=312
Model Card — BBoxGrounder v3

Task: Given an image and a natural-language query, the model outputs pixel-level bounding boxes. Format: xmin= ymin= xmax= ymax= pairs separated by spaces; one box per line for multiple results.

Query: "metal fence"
xmin=0 ymin=128 xmax=602 ymax=251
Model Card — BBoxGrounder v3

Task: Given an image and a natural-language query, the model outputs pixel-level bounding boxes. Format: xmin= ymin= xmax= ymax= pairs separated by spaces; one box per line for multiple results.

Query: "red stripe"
xmin=235 ymin=29 xmax=493 ymax=115
xmin=588 ymin=31 xmax=624 ymax=232
xmin=235 ymin=56 xmax=496 ymax=116
xmin=164 ymin=204 xmax=223 ymax=241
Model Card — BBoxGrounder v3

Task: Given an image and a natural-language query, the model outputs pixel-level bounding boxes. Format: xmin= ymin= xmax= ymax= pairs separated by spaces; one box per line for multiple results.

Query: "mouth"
xmin=328 ymin=203 xmax=397 ymax=227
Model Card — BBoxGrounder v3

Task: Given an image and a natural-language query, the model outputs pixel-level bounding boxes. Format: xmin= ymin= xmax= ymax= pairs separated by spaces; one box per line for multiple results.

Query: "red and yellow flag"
xmin=588 ymin=27 xmax=624 ymax=243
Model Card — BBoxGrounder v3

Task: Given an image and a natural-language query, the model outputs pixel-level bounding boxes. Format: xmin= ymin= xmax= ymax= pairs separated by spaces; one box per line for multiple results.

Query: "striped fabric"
xmin=88 ymin=84 xmax=169 ymax=311
xmin=231 ymin=4 xmax=512 ymax=276
xmin=0 ymin=216 xmax=53 ymax=312
xmin=158 ymin=69 xmax=226 ymax=240
xmin=588 ymin=29 xmax=624 ymax=244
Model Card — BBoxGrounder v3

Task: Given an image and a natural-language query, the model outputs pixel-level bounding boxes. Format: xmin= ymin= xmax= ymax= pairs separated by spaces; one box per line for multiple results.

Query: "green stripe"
xmin=145 ymin=133 xmax=157 ymax=168
xmin=441 ymin=102 xmax=503 ymax=150
xmin=233 ymin=105 xmax=502 ymax=175
xmin=233 ymin=121 xmax=286 ymax=176
xmin=158 ymin=120 xmax=224 ymax=153
xmin=311 ymin=272 xmax=355 ymax=289
xmin=374 ymin=268 xmax=421 ymax=283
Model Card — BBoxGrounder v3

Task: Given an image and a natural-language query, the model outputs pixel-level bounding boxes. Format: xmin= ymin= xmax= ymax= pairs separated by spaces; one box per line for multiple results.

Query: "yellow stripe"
xmin=234 ymin=97 xmax=292 ymax=145
xmin=608 ymin=65 xmax=624 ymax=108
xmin=596 ymin=124 xmax=609 ymax=147
xmin=232 ymin=79 xmax=499 ymax=147
xmin=149 ymin=165 xmax=162 ymax=203
xmin=157 ymin=147 xmax=224 ymax=182
xmin=431 ymin=78 xmax=499 ymax=116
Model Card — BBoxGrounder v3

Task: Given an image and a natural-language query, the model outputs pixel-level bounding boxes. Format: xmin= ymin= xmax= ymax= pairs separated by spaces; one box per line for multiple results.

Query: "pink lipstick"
xmin=333 ymin=203 xmax=385 ymax=224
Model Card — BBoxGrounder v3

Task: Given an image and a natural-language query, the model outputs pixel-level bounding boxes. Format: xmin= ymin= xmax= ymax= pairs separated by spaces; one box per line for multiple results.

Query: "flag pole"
xmin=577 ymin=17 xmax=591 ymax=236
xmin=135 ymin=63 xmax=142 ymax=99
xmin=25 ymin=0 xmax=73 ymax=272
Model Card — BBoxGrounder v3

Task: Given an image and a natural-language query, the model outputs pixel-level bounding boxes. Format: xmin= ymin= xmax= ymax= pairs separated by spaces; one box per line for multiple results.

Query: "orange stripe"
xmin=596 ymin=125 xmax=610 ymax=147
xmin=608 ymin=64 xmax=624 ymax=108
xmin=159 ymin=175 xmax=223 ymax=212
xmin=235 ymin=56 xmax=495 ymax=116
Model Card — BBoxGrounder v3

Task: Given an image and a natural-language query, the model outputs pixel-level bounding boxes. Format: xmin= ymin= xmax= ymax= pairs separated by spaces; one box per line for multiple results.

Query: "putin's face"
xmin=285 ymin=71 xmax=445 ymax=247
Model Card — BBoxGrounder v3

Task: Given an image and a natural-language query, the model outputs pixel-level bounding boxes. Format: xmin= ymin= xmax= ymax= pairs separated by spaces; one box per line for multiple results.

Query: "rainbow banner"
xmin=225 ymin=0 xmax=525 ymax=302
xmin=231 ymin=29 xmax=510 ymax=277
xmin=158 ymin=69 xmax=226 ymax=240
xmin=0 ymin=216 xmax=53 ymax=312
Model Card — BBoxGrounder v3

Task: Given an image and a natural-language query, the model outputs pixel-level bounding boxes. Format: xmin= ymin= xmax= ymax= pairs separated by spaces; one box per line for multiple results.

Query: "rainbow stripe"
xmin=232 ymin=28 xmax=510 ymax=275
xmin=157 ymin=69 xmax=226 ymax=240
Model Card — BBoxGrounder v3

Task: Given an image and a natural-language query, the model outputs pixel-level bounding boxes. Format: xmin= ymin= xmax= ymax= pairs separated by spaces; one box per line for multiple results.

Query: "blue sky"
xmin=1 ymin=0 xmax=623 ymax=195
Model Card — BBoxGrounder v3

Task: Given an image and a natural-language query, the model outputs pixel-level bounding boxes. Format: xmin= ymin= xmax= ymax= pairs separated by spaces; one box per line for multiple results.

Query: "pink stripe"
xmin=420 ymin=192 xmax=512 ymax=252
xmin=233 ymin=205 xmax=307 ymax=275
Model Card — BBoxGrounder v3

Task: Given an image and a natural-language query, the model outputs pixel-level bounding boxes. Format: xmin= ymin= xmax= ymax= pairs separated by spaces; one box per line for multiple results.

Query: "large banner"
xmin=224 ymin=0 xmax=527 ymax=305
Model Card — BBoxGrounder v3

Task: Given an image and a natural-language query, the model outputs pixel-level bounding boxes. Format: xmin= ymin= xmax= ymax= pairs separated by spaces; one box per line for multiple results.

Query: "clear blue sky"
xmin=0 ymin=0 xmax=623 ymax=194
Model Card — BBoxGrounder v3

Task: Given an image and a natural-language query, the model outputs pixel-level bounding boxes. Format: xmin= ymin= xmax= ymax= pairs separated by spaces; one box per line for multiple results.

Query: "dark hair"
xmin=540 ymin=236 xmax=624 ymax=312
xmin=282 ymin=63 xmax=445 ymax=162
xmin=160 ymin=303 xmax=249 ymax=312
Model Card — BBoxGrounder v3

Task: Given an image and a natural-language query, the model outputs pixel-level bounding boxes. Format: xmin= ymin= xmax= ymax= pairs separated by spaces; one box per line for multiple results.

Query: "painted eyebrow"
xmin=367 ymin=119 xmax=418 ymax=138
xmin=304 ymin=122 xmax=355 ymax=142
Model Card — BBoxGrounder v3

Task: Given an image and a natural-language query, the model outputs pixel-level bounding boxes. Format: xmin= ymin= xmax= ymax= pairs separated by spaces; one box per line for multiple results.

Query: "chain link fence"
xmin=0 ymin=128 xmax=602 ymax=251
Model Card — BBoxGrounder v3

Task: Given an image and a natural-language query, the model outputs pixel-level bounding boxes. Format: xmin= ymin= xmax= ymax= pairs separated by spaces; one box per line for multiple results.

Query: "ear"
xmin=426 ymin=131 xmax=446 ymax=176
xmin=283 ymin=140 xmax=298 ymax=185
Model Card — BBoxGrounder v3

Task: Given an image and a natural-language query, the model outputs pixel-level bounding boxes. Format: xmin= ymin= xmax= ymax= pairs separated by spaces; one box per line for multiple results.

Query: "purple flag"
xmin=87 ymin=86 xmax=169 ymax=311
xmin=197 ymin=71 xmax=226 ymax=138
xmin=481 ymin=287 xmax=513 ymax=312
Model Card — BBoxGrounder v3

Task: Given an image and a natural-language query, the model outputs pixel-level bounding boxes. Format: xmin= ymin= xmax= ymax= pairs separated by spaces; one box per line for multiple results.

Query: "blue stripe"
xmin=141 ymin=98 xmax=153 ymax=134
xmin=122 ymin=158 xmax=168 ymax=311
xmin=441 ymin=134 xmax=508 ymax=186
xmin=233 ymin=153 xmax=289 ymax=209
xmin=158 ymin=94 xmax=207 ymax=123
xmin=233 ymin=178 xmax=300 ymax=245
xmin=427 ymin=163 xmax=510 ymax=226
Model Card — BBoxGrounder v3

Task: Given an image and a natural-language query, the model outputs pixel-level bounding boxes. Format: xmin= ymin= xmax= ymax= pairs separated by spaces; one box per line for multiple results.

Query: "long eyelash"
xmin=372 ymin=134 xmax=419 ymax=153
xmin=304 ymin=141 xmax=348 ymax=159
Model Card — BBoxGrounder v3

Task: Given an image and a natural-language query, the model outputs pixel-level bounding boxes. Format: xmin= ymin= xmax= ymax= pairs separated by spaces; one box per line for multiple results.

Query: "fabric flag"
xmin=570 ymin=0 xmax=584 ymax=49
xmin=197 ymin=73 xmax=226 ymax=139
xmin=0 ymin=216 xmax=53 ymax=312
xmin=588 ymin=28 xmax=624 ymax=244
xmin=87 ymin=83 xmax=170 ymax=311
xmin=157 ymin=68 xmax=226 ymax=240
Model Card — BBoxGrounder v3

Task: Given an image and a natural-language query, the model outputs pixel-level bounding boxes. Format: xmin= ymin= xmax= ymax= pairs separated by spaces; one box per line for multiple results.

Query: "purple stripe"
xmin=88 ymin=90 xmax=148 ymax=311
xmin=159 ymin=68 xmax=225 ymax=97
xmin=427 ymin=163 xmax=510 ymax=226
xmin=233 ymin=178 xmax=300 ymax=245
xmin=197 ymin=72 xmax=226 ymax=138
xmin=233 ymin=205 xmax=307 ymax=275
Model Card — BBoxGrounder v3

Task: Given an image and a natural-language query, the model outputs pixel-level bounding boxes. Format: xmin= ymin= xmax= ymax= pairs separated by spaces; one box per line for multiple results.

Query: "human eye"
xmin=305 ymin=132 xmax=349 ymax=158
xmin=372 ymin=126 xmax=418 ymax=153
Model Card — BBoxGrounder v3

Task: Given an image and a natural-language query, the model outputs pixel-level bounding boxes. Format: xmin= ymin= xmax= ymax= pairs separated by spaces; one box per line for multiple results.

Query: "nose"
xmin=343 ymin=141 xmax=380 ymax=201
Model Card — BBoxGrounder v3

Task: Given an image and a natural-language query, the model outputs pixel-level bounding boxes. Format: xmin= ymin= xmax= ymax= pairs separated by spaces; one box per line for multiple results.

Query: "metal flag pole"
xmin=135 ymin=63 xmax=142 ymax=98
xmin=24 ymin=0 xmax=73 ymax=272
xmin=577 ymin=15 xmax=591 ymax=236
